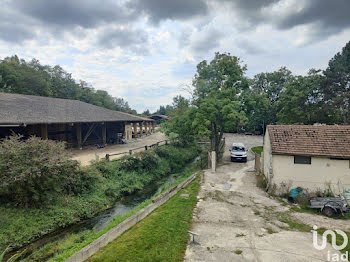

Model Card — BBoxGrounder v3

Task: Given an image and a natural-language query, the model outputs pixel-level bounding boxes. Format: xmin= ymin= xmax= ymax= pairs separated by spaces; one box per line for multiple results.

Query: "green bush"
xmin=0 ymin=136 xmax=90 ymax=207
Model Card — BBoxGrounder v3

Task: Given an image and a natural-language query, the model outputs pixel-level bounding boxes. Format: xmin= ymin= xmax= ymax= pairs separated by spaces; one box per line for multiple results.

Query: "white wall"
xmin=262 ymin=128 xmax=273 ymax=182
xmin=272 ymin=154 xmax=350 ymax=193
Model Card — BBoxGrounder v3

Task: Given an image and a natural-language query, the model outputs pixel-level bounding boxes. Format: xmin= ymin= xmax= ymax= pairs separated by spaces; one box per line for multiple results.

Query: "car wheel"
xmin=230 ymin=157 xmax=234 ymax=162
xmin=322 ymin=207 xmax=335 ymax=217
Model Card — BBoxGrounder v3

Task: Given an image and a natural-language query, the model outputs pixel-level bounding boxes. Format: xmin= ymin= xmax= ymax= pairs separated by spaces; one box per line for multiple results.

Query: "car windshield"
xmin=232 ymin=146 xmax=245 ymax=151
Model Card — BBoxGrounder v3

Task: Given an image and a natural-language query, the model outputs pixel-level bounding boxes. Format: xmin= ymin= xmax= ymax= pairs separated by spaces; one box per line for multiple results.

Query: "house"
xmin=0 ymin=93 xmax=154 ymax=148
xmin=262 ymin=125 xmax=350 ymax=193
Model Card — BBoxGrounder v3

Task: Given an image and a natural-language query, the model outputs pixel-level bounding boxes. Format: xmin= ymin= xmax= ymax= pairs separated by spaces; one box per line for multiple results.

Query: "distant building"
xmin=263 ymin=125 xmax=350 ymax=193
xmin=148 ymin=114 xmax=169 ymax=124
xmin=0 ymin=93 xmax=154 ymax=148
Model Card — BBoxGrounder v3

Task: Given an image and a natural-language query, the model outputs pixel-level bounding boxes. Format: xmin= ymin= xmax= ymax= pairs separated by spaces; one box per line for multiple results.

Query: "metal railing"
xmin=105 ymin=140 xmax=169 ymax=161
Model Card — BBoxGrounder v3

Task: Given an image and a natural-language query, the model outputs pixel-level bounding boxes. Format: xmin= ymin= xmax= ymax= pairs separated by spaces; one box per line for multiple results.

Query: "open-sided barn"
xmin=0 ymin=93 xmax=154 ymax=148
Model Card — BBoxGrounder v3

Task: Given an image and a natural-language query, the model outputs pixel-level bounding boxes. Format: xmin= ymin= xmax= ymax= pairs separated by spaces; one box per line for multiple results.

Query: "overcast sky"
xmin=0 ymin=0 xmax=349 ymax=112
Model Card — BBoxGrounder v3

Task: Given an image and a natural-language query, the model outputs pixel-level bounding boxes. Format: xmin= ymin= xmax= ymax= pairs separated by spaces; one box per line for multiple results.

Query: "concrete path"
xmin=71 ymin=132 xmax=167 ymax=166
xmin=185 ymin=134 xmax=343 ymax=262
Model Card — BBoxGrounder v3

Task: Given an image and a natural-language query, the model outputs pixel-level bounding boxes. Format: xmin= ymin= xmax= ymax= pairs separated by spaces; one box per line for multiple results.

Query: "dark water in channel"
xmin=6 ymin=173 xmax=177 ymax=261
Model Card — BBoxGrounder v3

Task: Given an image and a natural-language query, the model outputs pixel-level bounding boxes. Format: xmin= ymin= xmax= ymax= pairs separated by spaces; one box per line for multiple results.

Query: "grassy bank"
xmin=251 ymin=146 xmax=263 ymax=156
xmin=88 ymin=176 xmax=200 ymax=262
xmin=0 ymin=143 xmax=200 ymax=259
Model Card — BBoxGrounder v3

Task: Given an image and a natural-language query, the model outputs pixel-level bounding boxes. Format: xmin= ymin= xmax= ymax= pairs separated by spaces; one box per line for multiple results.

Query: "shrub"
xmin=0 ymin=135 xmax=88 ymax=207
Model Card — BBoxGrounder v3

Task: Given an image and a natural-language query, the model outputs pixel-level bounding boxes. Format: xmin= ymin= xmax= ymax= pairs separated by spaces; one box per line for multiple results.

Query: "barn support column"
xmin=41 ymin=124 xmax=48 ymax=139
xmin=152 ymin=122 xmax=155 ymax=132
xmin=144 ymin=122 xmax=148 ymax=135
xmin=102 ymin=122 xmax=107 ymax=146
xmin=133 ymin=123 xmax=138 ymax=138
xmin=76 ymin=123 xmax=82 ymax=149
xmin=147 ymin=122 xmax=150 ymax=134
xmin=139 ymin=122 xmax=143 ymax=136
xmin=124 ymin=123 xmax=132 ymax=141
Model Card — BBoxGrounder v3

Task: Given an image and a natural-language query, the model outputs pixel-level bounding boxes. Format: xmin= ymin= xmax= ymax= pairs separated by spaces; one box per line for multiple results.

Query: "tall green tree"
xmin=323 ymin=41 xmax=350 ymax=123
xmin=251 ymin=67 xmax=293 ymax=124
xmin=192 ymin=52 xmax=248 ymax=152
xmin=241 ymin=86 xmax=270 ymax=133
xmin=276 ymin=70 xmax=333 ymax=124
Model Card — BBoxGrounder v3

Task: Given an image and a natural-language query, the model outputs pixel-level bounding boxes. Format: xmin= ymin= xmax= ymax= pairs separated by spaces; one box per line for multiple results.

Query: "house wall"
xmin=262 ymin=128 xmax=273 ymax=182
xmin=272 ymin=154 xmax=350 ymax=193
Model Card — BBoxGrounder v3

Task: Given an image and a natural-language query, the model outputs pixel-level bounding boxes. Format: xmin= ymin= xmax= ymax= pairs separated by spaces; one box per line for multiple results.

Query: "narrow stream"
xmin=6 ymin=173 xmax=177 ymax=261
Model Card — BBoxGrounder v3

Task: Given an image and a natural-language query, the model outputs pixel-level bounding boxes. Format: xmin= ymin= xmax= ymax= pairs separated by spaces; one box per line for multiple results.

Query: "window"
xmin=294 ymin=155 xmax=311 ymax=164
xmin=232 ymin=146 xmax=245 ymax=152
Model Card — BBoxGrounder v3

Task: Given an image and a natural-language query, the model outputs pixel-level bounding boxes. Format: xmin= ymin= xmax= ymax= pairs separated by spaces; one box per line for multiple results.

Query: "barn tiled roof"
xmin=0 ymin=93 xmax=152 ymax=124
xmin=267 ymin=125 xmax=350 ymax=159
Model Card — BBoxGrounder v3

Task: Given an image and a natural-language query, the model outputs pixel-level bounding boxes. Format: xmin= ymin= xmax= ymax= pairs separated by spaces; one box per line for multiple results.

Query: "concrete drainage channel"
xmin=65 ymin=173 xmax=198 ymax=262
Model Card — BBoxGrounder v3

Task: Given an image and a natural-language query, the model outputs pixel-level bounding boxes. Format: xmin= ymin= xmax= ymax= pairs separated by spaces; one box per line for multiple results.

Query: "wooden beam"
xmin=102 ymin=122 xmax=107 ymax=146
xmin=139 ymin=122 xmax=143 ymax=136
xmin=82 ymin=123 xmax=97 ymax=145
xmin=76 ymin=123 xmax=82 ymax=149
xmin=41 ymin=124 xmax=48 ymax=139
xmin=133 ymin=123 xmax=138 ymax=138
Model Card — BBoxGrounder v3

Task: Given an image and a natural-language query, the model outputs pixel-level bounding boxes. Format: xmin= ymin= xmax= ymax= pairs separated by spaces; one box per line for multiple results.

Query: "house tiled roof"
xmin=267 ymin=125 xmax=350 ymax=159
xmin=0 ymin=93 xmax=152 ymax=124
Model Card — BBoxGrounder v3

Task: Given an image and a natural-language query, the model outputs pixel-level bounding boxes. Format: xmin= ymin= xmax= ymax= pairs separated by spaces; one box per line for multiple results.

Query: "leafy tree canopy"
xmin=0 ymin=55 xmax=137 ymax=114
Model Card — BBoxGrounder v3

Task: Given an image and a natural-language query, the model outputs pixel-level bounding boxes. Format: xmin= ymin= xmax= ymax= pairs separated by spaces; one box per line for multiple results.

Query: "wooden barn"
xmin=0 ymin=93 xmax=154 ymax=148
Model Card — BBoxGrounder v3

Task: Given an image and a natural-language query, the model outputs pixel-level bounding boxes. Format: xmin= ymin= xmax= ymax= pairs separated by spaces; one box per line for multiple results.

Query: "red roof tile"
xmin=267 ymin=125 xmax=350 ymax=159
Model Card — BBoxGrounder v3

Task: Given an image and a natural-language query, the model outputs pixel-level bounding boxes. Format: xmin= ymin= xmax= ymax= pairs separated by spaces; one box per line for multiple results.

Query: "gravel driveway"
xmin=71 ymin=132 xmax=167 ymax=166
xmin=185 ymin=133 xmax=343 ymax=262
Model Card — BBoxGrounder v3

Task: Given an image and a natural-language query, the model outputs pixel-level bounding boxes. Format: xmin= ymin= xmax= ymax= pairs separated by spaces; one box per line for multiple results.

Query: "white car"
xmin=230 ymin=143 xmax=247 ymax=162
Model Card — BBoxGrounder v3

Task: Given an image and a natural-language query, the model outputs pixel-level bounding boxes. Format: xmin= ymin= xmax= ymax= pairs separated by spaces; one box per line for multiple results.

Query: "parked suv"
xmin=230 ymin=143 xmax=247 ymax=162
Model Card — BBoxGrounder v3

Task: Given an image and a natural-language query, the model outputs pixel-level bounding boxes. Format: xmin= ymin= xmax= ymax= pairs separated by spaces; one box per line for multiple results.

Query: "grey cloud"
xmin=221 ymin=0 xmax=350 ymax=43
xmin=98 ymin=28 xmax=149 ymax=55
xmin=12 ymin=0 xmax=135 ymax=28
xmin=0 ymin=23 xmax=35 ymax=43
xmin=130 ymin=0 xmax=208 ymax=24
xmin=276 ymin=0 xmax=350 ymax=31
xmin=191 ymin=28 xmax=224 ymax=54
xmin=236 ymin=39 xmax=265 ymax=55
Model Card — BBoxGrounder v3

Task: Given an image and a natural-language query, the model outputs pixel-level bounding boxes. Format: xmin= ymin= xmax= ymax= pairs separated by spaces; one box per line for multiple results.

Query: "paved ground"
xmin=185 ymin=134 xmax=344 ymax=262
xmin=71 ymin=132 xmax=167 ymax=166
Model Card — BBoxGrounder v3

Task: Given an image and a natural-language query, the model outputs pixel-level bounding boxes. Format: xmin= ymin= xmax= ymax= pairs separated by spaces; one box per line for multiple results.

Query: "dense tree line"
xmin=164 ymin=41 xmax=350 ymax=150
xmin=0 ymin=55 xmax=137 ymax=114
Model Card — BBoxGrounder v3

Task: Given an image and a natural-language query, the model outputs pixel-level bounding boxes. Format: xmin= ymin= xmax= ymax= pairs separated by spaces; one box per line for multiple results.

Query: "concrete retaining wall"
xmin=65 ymin=173 xmax=197 ymax=262
xmin=254 ymin=153 xmax=261 ymax=173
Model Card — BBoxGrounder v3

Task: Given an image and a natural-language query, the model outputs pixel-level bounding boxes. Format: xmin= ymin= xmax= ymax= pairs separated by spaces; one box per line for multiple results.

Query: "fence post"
xmin=165 ymin=140 xmax=168 ymax=145
xmin=106 ymin=154 xmax=110 ymax=162
xmin=129 ymin=150 xmax=132 ymax=155
xmin=145 ymin=145 xmax=148 ymax=151
xmin=211 ymin=151 xmax=216 ymax=172
xmin=208 ymin=151 xmax=211 ymax=169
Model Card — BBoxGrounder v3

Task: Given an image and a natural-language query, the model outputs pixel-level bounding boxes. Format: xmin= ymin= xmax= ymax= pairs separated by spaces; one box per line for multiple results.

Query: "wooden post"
xmin=152 ymin=122 xmax=155 ymax=132
xmin=76 ymin=123 xmax=82 ymax=149
xmin=41 ymin=124 xmax=48 ymax=140
xmin=144 ymin=122 xmax=148 ymax=135
xmin=139 ymin=122 xmax=143 ymax=136
xmin=102 ymin=122 xmax=107 ymax=146
xmin=133 ymin=123 xmax=138 ymax=138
